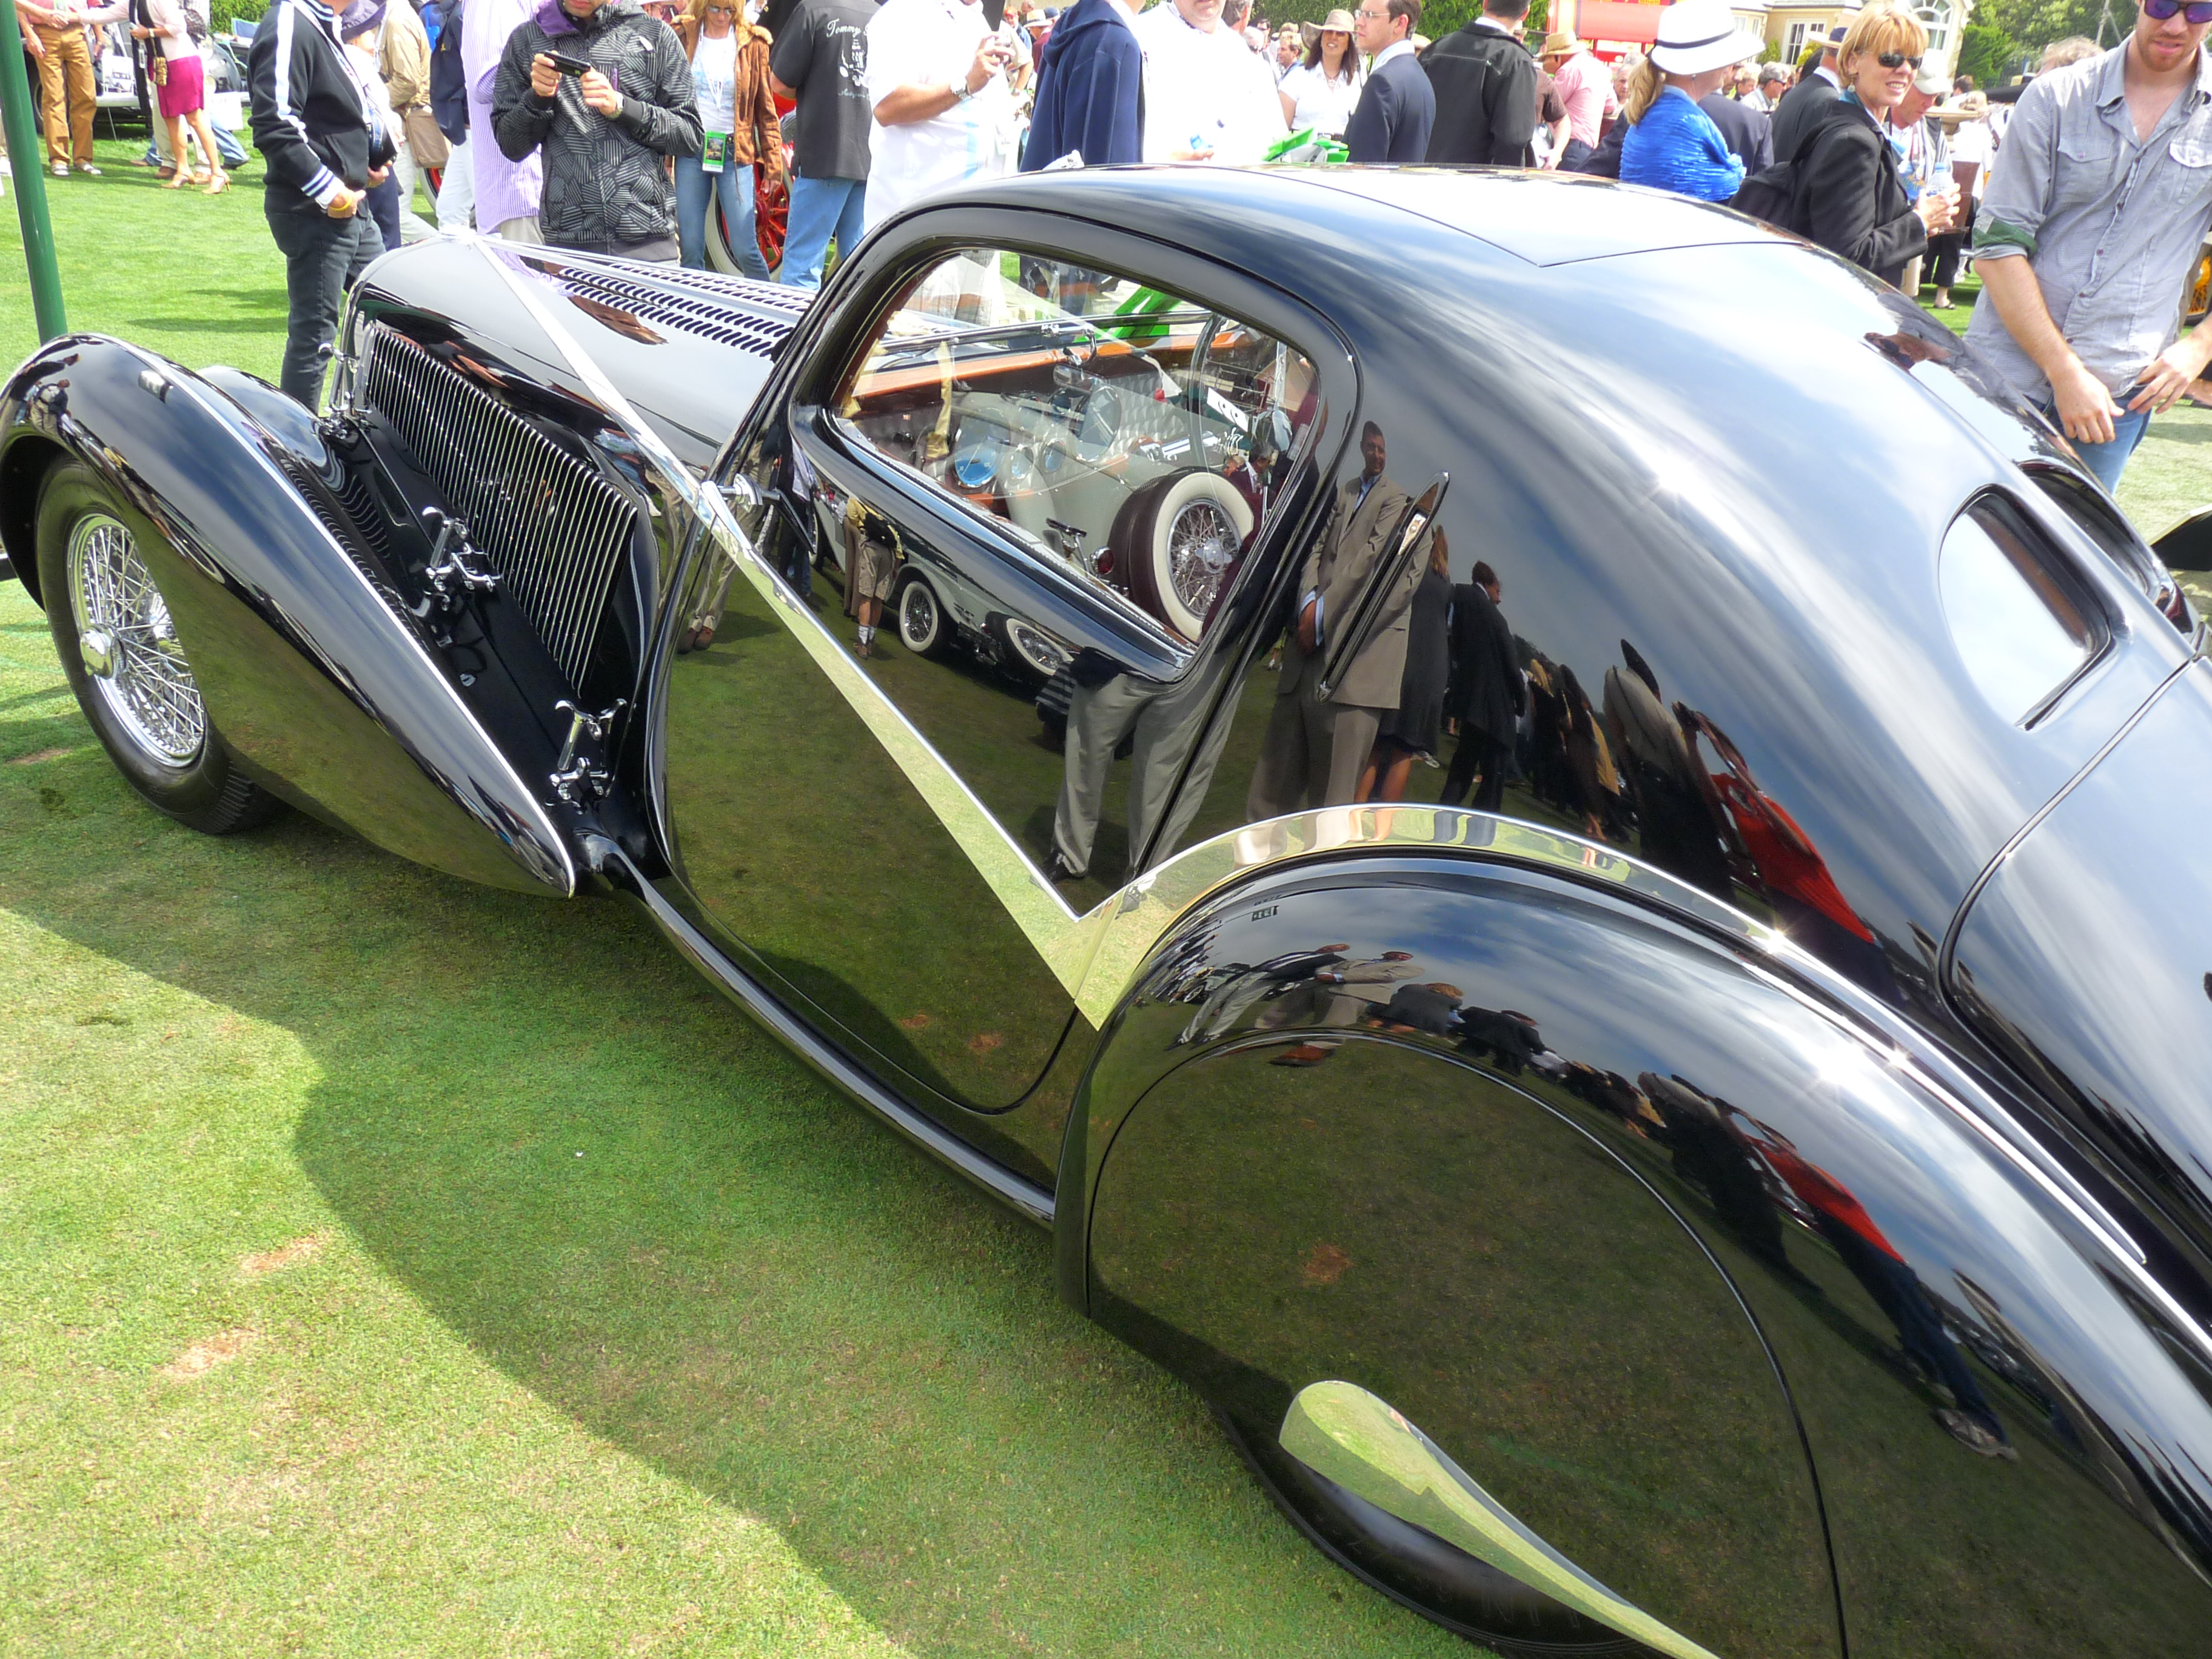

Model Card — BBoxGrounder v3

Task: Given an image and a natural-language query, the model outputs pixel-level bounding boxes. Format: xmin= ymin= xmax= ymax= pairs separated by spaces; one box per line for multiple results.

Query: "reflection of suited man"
xmin=1438 ymin=563 xmax=1523 ymax=812
xmin=1247 ymin=424 xmax=1417 ymax=817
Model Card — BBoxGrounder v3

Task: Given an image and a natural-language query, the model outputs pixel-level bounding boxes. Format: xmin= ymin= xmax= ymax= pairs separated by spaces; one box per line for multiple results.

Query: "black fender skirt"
xmin=0 ymin=336 xmax=573 ymax=896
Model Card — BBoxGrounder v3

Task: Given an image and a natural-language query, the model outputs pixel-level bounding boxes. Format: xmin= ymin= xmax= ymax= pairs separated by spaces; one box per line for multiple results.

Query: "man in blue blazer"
xmin=1021 ymin=0 xmax=1145 ymax=169
xmin=1344 ymin=0 xmax=1434 ymax=163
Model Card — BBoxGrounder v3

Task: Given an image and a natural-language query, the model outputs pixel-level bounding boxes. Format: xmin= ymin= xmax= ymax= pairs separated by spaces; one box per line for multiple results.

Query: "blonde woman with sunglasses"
xmin=1795 ymin=5 xmax=1954 ymax=288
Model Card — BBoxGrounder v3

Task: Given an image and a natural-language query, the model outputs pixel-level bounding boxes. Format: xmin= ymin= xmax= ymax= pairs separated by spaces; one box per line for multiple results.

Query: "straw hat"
xmin=1646 ymin=0 xmax=1762 ymax=75
xmin=1301 ymin=7 xmax=1355 ymax=47
xmin=1538 ymin=30 xmax=1577 ymax=58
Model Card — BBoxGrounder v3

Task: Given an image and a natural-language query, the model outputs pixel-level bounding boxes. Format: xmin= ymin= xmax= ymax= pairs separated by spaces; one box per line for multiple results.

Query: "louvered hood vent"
xmin=361 ymin=323 xmax=635 ymax=696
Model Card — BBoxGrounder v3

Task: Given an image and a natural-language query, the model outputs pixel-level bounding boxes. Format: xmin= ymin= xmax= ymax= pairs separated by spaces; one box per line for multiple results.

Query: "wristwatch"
xmin=953 ymin=77 xmax=976 ymax=104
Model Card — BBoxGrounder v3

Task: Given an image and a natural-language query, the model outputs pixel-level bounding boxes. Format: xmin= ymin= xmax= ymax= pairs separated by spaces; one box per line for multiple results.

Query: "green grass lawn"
xmin=4 ymin=144 xmax=2210 ymax=1656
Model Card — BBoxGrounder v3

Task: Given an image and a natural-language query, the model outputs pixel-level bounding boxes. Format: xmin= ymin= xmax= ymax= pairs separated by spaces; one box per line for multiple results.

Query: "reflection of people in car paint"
xmin=1641 ymin=1072 xmax=1797 ymax=1274
xmin=1678 ymin=708 xmax=1896 ymax=995
xmin=1246 ymin=424 xmax=1424 ymax=816
xmin=1601 ymin=642 xmax=1733 ymax=898
xmin=843 ymin=494 xmax=902 ymax=659
xmin=1727 ymin=1109 xmax=2018 ymax=1460
xmin=1177 ymin=943 xmax=1352 ymax=1045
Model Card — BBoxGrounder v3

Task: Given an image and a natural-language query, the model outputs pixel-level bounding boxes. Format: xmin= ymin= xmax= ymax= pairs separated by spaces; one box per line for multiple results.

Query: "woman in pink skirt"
xmin=134 ymin=0 xmax=229 ymax=193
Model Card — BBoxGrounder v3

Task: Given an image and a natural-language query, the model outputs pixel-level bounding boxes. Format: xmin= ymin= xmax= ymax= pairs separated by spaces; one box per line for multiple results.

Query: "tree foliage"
xmin=1955 ymin=19 xmax=2021 ymax=84
xmin=1973 ymin=0 xmax=2125 ymax=53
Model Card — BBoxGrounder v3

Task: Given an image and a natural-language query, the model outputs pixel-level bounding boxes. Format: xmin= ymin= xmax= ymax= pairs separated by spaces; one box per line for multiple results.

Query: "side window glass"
xmin=834 ymin=249 xmax=1320 ymax=645
xmin=1940 ymin=494 xmax=2106 ymax=724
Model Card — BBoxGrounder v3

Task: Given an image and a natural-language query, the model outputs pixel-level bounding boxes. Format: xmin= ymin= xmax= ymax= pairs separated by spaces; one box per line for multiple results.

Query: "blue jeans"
xmin=675 ymin=155 xmax=768 ymax=279
xmin=2042 ymin=396 xmax=2153 ymax=495
xmin=781 ymin=173 xmax=865 ymax=291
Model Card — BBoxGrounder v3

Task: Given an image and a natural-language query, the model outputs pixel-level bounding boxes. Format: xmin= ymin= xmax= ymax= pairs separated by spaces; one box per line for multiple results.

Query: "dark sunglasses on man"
xmin=2143 ymin=0 xmax=2212 ymax=23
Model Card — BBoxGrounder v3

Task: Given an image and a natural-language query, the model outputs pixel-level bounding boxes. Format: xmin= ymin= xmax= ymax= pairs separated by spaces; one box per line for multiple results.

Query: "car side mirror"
xmin=1316 ymin=474 xmax=1447 ymax=703
xmin=1278 ymin=1380 xmax=1720 ymax=1659
xmin=2153 ymin=501 xmax=2212 ymax=574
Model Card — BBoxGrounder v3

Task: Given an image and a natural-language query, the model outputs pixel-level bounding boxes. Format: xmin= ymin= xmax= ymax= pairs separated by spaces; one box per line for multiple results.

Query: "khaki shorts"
xmin=851 ymin=537 xmax=899 ymax=603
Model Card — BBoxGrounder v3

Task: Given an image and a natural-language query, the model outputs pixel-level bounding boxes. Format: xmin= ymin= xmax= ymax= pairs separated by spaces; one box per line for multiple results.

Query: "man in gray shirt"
xmin=1968 ymin=1 xmax=2212 ymax=491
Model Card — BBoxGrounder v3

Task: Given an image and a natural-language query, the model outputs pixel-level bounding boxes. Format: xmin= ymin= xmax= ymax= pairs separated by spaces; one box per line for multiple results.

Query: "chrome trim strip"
xmin=585 ymin=833 xmax=1055 ymax=1227
xmin=1281 ymin=1381 xmax=1722 ymax=1659
xmin=154 ymin=346 xmax=577 ymax=897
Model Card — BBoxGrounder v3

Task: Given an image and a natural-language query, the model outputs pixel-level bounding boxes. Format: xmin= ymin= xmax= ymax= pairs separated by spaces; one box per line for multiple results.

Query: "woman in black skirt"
xmin=1358 ymin=531 xmax=1453 ymax=803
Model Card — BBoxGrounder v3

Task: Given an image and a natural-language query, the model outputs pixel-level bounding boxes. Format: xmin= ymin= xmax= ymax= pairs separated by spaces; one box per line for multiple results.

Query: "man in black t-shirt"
xmin=768 ymin=0 xmax=878 ymax=289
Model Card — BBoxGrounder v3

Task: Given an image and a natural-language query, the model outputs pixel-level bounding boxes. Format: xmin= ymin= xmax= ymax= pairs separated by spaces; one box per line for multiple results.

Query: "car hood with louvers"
xmin=350 ymin=240 xmax=808 ymax=476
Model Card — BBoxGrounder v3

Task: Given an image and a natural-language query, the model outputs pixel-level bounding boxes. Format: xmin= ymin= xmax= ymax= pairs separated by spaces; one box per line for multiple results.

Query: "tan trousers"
xmin=34 ymin=25 xmax=95 ymax=169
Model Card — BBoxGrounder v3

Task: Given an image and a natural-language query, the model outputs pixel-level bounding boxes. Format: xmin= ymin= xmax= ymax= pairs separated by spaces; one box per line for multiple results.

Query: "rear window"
xmin=1939 ymin=494 xmax=2106 ymax=725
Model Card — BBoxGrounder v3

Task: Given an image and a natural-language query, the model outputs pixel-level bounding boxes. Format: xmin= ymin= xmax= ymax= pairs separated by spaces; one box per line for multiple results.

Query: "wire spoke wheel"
xmin=68 ymin=512 xmax=206 ymax=766
xmin=1167 ymin=497 xmax=1241 ymax=622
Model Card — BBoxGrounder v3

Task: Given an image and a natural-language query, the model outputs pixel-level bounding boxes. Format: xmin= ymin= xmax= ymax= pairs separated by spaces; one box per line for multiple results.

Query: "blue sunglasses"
xmin=2145 ymin=0 xmax=2212 ymax=22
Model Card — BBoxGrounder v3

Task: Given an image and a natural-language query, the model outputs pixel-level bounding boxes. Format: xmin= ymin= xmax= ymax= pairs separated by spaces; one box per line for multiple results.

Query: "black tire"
xmin=36 ymin=462 xmax=278 ymax=834
xmin=897 ymin=574 xmax=948 ymax=657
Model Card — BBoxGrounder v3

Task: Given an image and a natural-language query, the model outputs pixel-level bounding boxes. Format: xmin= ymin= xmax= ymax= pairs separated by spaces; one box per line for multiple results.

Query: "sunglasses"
xmin=1874 ymin=50 xmax=1924 ymax=68
xmin=2145 ymin=0 xmax=2212 ymax=23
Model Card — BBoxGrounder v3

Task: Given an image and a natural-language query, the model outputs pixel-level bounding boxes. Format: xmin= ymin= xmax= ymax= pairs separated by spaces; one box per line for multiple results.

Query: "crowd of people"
xmin=16 ymin=0 xmax=2190 ymax=488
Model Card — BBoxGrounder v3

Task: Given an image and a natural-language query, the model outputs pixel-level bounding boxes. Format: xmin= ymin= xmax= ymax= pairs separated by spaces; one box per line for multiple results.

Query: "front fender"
xmin=0 ymin=335 xmax=572 ymax=895
xmin=1067 ymin=845 xmax=2212 ymax=1657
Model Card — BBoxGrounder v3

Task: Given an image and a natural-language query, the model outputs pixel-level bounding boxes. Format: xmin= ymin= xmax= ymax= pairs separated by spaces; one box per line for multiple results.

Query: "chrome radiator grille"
xmin=360 ymin=323 xmax=636 ymax=693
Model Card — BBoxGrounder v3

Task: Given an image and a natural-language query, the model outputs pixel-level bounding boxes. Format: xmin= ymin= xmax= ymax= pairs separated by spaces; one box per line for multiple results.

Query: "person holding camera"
xmin=863 ymin=0 xmax=1017 ymax=230
xmin=492 ymin=0 xmax=703 ymax=260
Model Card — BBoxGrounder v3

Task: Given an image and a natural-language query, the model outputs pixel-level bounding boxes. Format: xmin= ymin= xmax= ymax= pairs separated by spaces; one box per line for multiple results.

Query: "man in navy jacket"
xmin=1343 ymin=0 xmax=1432 ymax=163
xmin=1022 ymin=0 xmax=1144 ymax=168
xmin=1421 ymin=0 xmax=1537 ymax=164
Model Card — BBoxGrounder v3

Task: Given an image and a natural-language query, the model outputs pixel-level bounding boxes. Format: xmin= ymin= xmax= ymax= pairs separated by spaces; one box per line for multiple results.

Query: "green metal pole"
xmin=0 ymin=0 xmax=68 ymax=340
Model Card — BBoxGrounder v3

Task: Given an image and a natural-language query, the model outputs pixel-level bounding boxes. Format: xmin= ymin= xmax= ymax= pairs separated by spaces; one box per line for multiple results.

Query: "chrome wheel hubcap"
xmin=69 ymin=512 xmax=206 ymax=766
xmin=1167 ymin=498 xmax=1240 ymax=620
xmin=903 ymin=583 xmax=937 ymax=646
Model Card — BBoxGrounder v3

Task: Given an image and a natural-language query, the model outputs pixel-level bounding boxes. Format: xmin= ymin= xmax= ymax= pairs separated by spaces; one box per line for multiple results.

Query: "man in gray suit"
xmin=1247 ymin=423 xmax=1420 ymax=817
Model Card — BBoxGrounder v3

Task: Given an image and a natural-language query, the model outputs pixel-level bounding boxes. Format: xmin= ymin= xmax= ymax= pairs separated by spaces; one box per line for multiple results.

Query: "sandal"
xmin=202 ymin=170 xmax=229 ymax=195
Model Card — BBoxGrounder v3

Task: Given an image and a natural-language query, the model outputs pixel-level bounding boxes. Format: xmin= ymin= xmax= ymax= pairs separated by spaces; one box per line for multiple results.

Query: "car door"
xmin=656 ymin=229 xmax=1339 ymax=1136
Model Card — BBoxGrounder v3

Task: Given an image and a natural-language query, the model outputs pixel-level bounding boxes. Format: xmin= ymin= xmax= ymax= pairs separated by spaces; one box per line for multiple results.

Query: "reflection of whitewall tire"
xmin=1121 ymin=469 xmax=1254 ymax=640
xmin=997 ymin=614 xmax=1066 ymax=681
xmin=897 ymin=575 xmax=946 ymax=656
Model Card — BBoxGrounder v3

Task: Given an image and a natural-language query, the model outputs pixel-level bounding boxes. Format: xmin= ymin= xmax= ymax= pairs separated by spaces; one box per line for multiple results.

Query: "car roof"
xmin=957 ymin=163 xmax=1780 ymax=275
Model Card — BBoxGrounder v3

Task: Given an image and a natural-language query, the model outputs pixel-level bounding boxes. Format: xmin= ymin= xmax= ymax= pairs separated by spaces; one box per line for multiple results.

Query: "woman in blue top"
xmin=1618 ymin=0 xmax=1761 ymax=202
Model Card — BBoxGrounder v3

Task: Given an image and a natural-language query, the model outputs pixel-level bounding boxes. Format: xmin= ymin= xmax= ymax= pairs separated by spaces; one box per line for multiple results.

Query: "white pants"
xmin=435 ymin=132 xmax=475 ymax=231
xmin=387 ymin=135 xmax=440 ymax=244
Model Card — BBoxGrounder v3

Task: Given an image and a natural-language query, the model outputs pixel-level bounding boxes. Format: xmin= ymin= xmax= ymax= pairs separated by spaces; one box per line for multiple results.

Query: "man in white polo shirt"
xmin=864 ymin=0 xmax=1018 ymax=229
xmin=1132 ymin=0 xmax=1285 ymax=163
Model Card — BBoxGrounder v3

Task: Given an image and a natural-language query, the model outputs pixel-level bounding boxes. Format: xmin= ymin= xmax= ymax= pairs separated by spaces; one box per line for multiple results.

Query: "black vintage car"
xmin=7 ymin=168 xmax=2212 ymax=1658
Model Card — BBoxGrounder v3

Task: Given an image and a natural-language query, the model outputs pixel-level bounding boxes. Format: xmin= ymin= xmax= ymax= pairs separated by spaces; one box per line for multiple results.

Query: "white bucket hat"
xmin=1647 ymin=0 xmax=1763 ymax=76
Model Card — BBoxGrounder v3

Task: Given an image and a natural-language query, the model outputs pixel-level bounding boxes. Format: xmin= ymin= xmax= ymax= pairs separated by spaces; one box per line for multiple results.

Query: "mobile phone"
xmin=548 ymin=50 xmax=592 ymax=76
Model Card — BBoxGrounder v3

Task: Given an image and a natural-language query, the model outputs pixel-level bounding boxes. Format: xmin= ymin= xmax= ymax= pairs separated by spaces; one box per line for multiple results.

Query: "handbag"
xmin=1730 ymin=121 xmax=1829 ymax=236
xmin=404 ymin=104 xmax=451 ymax=170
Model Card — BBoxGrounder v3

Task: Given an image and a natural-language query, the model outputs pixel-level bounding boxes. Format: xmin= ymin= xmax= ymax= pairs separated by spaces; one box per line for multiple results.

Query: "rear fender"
xmin=1065 ymin=842 xmax=2212 ymax=1656
xmin=0 ymin=335 xmax=573 ymax=895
